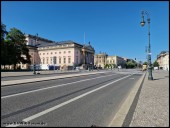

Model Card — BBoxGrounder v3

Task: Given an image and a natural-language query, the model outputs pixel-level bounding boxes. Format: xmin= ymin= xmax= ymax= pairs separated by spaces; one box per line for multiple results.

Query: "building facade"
xmin=94 ymin=53 xmax=126 ymax=69
xmin=157 ymin=51 xmax=169 ymax=71
xmin=23 ymin=34 xmax=95 ymax=70
xmin=94 ymin=53 xmax=108 ymax=68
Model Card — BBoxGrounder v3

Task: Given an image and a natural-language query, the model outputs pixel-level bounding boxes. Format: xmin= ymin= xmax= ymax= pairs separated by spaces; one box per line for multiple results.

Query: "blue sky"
xmin=1 ymin=1 xmax=169 ymax=63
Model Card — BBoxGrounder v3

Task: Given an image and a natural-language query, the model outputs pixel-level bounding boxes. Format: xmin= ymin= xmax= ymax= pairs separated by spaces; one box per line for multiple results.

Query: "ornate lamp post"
xmin=140 ymin=10 xmax=153 ymax=80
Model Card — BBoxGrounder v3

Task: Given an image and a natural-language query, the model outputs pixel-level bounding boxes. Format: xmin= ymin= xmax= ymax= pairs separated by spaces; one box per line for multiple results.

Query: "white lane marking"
xmin=5 ymin=74 xmax=133 ymax=127
xmin=2 ymin=74 xmax=117 ymax=99
xmin=5 ymin=124 xmax=20 ymax=127
xmin=129 ymin=78 xmax=135 ymax=79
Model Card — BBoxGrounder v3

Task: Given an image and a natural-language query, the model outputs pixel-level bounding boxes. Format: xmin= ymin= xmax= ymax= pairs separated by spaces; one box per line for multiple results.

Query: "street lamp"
xmin=140 ymin=10 xmax=153 ymax=80
xmin=33 ymin=33 xmax=38 ymax=74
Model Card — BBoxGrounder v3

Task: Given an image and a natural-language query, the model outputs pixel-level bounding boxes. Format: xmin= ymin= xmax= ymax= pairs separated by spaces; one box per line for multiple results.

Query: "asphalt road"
xmin=1 ymin=71 xmax=85 ymax=81
xmin=1 ymin=70 xmax=142 ymax=127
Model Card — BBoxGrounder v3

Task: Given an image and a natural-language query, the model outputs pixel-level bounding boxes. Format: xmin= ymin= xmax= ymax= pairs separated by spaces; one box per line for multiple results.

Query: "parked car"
xmin=154 ymin=67 xmax=159 ymax=70
xmin=118 ymin=66 xmax=122 ymax=69
xmin=75 ymin=67 xmax=80 ymax=70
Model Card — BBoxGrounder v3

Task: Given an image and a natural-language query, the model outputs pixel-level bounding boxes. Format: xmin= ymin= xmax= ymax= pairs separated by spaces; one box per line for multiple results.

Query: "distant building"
xmin=17 ymin=34 xmax=95 ymax=70
xmin=157 ymin=51 xmax=169 ymax=71
xmin=94 ymin=53 xmax=108 ymax=68
xmin=94 ymin=53 xmax=126 ymax=69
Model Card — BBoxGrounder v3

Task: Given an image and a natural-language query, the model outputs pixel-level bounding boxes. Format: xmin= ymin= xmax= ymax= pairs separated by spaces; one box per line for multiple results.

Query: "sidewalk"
xmin=1 ymin=70 xmax=108 ymax=86
xmin=129 ymin=70 xmax=169 ymax=127
xmin=1 ymin=70 xmax=80 ymax=77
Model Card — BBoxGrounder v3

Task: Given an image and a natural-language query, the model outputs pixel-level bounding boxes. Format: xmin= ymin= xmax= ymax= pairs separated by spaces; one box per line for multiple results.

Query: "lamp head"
xmin=140 ymin=21 xmax=145 ymax=27
xmin=140 ymin=10 xmax=145 ymax=27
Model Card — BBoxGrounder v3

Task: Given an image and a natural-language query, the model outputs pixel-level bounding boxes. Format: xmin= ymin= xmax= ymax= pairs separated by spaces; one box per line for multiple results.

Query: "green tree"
xmin=6 ymin=28 xmax=31 ymax=69
xmin=126 ymin=61 xmax=136 ymax=68
xmin=112 ymin=64 xmax=116 ymax=68
xmin=153 ymin=61 xmax=159 ymax=67
xmin=1 ymin=23 xmax=9 ymax=68
xmin=108 ymin=64 xmax=112 ymax=69
xmin=104 ymin=64 xmax=109 ymax=69
xmin=143 ymin=62 xmax=148 ymax=65
xmin=1 ymin=23 xmax=7 ymax=40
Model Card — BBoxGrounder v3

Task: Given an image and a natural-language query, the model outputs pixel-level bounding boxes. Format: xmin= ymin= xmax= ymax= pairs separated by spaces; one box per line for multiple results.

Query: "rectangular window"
xmin=43 ymin=58 xmax=45 ymax=64
xmin=40 ymin=58 xmax=42 ymax=64
xmin=68 ymin=51 xmax=71 ymax=53
xmin=53 ymin=57 xmax=57 ymax=64
xmin=50 ymin=57 xmax=53 ymax=64
xmin=59 ymin=58 xmax=61 ymax=64
xmin=64 ymin=58 xmax=66 ymax=63
xmin=68 ymin=58 xmax=71 ymax=63
xmin=31 ymin=40 xmax=33 ymax=46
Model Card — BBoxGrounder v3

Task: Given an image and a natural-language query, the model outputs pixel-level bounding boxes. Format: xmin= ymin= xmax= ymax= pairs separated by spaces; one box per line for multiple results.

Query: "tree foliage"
xmin=143 ymin=62 xmax=148 ymax=65
xmin=1 ymin=24 xmax=31 ymax=69
xmin=126 ymin=61 xmax=136 ymax=68
xmin=153 ymin=61 xmax=159 ymax=67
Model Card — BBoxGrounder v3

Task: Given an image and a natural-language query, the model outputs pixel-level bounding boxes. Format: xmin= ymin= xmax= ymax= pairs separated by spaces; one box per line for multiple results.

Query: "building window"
xmin=64 ymin=51 xmax=66 ymax=54
xmin=55 ymin=52 xmax=57 ymax=54
xmin=68 ymin=58 xmax=71 ymax=63
xmin=39 ymin=53 xmax=41 ymax=55
xmin=68 ymin=51 xmax=71 ymax=53
xmin=59 ymin=52 xmax=61 ymax=54
xmin=47 ymin=53 xmax=48 ymax=55
xmin=43 ymin=58 xmax=45 ymax=64
xmin=31 ymin=40 xmax=33 ymax=46
xmin=64 ymin=57 xmax=66 ymax=63
xmin=53 ymin=57 xmax=57 ymax=64
xmin=51 ymin=52 xmax=53 ymax=54
xmin=59 ymin=58 xmax=61 ymax=64
xmin=40 ymin=58 xmax=42 ymax=64
xmin=46 ymin=57 xmax=49 ymax=64
xmin=50 ymin=57 xmax=53 ymax=64
xmin=43 ymin=53 xmax=45 ymax=55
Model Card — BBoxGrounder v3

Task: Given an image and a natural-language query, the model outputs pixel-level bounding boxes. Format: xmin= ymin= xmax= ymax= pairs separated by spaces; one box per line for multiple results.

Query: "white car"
xmin=118 ymin=66 xmax=122 ymax=69
xmin=154 ymin=67 xmax=158 ymax=70
xmin=75 ymin=67 xmax=80 ymax=70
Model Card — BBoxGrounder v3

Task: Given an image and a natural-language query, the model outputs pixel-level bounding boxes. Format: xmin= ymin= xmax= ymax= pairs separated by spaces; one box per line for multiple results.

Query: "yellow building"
xmin=157 ymin=51 xmax=169 ymax=71
xmin=94 ymin=53 xmax=126 ymax=69
xmin=94 ymin=53 xmax=108 ymax=68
